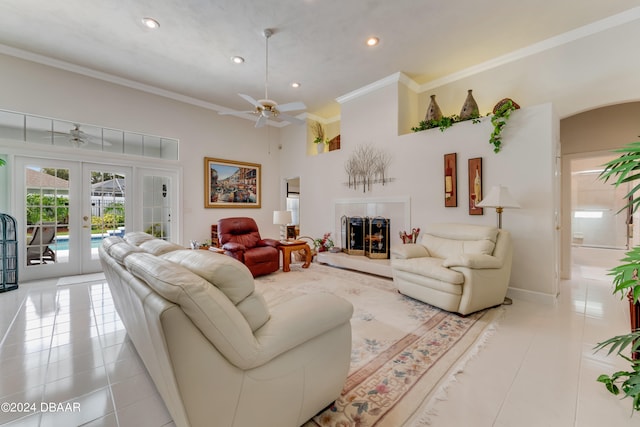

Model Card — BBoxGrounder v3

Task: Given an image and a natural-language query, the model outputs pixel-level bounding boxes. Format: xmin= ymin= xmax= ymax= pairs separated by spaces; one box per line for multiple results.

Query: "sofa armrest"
xmin=442 ymin=253 xmax=503 ymax=269
xmin=391 ymin=243 xmax=430 ymax=259
xmin=222 ymin=242 xmax=246 ymax=252
xmin=250 ymin=293 xmax=353 ymax=368
xmin=258 ymin=238 xmax=281 ymax=248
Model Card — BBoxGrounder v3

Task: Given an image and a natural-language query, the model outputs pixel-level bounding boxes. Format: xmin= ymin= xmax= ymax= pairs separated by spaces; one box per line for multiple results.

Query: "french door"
xmin=15 ymin=157 xmax=131 ymax=281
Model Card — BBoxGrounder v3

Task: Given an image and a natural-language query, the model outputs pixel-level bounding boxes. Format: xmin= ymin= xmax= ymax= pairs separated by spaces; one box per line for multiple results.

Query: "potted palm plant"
xmin=596 ymin=141 xmax=640 ymax=411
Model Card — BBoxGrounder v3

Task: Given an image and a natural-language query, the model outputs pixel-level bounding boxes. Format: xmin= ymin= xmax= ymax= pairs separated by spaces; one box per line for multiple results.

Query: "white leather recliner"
xmin=99 ymin=232 xmax=353 ymax=427
xmin=391 ymin=223 xmax=513 ymax=315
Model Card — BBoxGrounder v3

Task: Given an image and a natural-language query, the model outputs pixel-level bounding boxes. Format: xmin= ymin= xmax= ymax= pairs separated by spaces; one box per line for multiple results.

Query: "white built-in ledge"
xmin=316 ymin=251 xmax=393 ymax=278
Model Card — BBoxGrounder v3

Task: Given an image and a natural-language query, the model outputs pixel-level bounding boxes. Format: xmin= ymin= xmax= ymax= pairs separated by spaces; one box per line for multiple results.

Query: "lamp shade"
xmin=273 ymin=210 xmax=292 ymax=225
xmin=476 ymin=185 xmax=520 ymax=209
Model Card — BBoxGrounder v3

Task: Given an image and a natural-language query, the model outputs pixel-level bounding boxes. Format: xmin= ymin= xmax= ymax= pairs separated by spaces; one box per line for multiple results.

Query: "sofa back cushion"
xmin=161 ymin=250 xmax=270 ymax=331
xmin=421 ymin=223 xmax=499 ymax=259
xmin=124 ymin=252 xmax=258 ymax=366
xmin=218 ymin=217 xmax=261 ymax=249
xmin=124 ymin=231 xmax=184 ymax=255
xmin=103 ymin=236 xmax=143 ymax=265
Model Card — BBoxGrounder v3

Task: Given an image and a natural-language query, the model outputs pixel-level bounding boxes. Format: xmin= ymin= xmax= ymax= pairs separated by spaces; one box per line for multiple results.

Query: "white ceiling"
xmin=0 ymin=1 xmax=639 ymax=120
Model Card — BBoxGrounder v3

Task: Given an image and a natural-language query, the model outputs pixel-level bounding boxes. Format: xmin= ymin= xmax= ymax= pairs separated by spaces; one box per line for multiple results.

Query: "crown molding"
xmin=336 ymin=72 xmax=410 ymax=104
xmin=419 ymin=6 xmax=640 ymax=92
xmin=0 ymin=44 xmax=235 ymax=114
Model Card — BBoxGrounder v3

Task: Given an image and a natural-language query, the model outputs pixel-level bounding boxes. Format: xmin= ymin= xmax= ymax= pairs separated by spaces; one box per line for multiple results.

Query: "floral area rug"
xmin=254 ymin=263 xmax=502 ymax=427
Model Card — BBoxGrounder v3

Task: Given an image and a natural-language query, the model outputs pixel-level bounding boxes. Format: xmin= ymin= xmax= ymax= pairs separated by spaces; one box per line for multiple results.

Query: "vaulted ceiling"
xmin=0 ymin=1 xmax=638 ymax=120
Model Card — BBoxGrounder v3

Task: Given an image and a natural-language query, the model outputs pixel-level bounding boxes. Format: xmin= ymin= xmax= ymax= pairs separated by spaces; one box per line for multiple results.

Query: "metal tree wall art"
xmin=344 ymin=145 xmax=393 ymax=193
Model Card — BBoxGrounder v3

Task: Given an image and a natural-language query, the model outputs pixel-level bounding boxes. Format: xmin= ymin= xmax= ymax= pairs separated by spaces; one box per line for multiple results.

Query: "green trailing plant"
xmin=595 ymin=141 xmax=640 ymax=413
xmin=411 ymin=101 xmax=517 ymax=153
xmin=489 ymin=99 xmax=518 ymax=153
xmin=0 ymin=159 xmax=5 ymax=167
xmin=411 ymin=113 xmax=481 ymax=133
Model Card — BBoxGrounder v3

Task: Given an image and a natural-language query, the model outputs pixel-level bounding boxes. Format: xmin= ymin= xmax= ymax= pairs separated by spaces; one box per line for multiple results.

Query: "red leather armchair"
xmin=217 ymin=217 xmax=281 ymax=277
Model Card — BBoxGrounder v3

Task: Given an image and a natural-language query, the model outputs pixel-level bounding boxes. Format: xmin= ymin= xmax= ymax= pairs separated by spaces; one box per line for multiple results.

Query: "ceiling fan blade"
xmin=277 ymin=101 xmax=306 ymax=112
xmin=239 ymin=93 xmax=262 ymax=109
xmin=219 ymin=110 xmax=254 ymax=116
xmin=255 ymin=115 xmax=268 ymax=128
xmin=277 ymin=113 xmax=305 ymax=125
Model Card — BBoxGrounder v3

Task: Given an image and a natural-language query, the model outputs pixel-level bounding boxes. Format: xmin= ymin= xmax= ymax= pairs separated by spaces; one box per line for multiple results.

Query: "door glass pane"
xmin=90 ymin=170 xmax=126 ymax=259
xmin=143 ymin=176 xmax=170 ymax=240
xmin=25 ymin=167 xmax=70 ymax=266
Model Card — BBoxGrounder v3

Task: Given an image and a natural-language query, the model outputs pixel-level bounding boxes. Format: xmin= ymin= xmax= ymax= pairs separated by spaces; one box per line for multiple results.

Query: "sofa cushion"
xmin=123 ymin=252 xmax=258 ymax=364
xmin=244 ymin=246 xmax=279 ymax=266
xmin=392 ymin=257 xmax=464 ymax=285
xmin=423 ymin=223 xmax=499 ymax=242
xmin=104 ymin=238 xmax=143 ymax=265
xmin=161 ymin=249 xmax=269 ymax=331
xmin=124 ymin=232 xmax=183 ymax=256
xmin=421 ymin=234 xmax=496 ymax=259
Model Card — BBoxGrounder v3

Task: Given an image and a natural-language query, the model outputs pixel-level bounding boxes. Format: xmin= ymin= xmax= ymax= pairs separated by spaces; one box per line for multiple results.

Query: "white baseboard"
xmin=506 ymin=286 xmax=557 ymax=305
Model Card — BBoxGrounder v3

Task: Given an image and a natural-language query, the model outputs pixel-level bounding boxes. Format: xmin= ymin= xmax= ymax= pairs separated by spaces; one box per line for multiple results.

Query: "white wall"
xmin=280 ymin=80 xmax=559 ymax=299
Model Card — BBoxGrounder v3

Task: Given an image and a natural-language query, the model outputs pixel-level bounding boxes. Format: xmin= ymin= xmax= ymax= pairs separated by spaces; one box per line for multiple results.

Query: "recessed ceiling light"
xmin=231 ymin=56 xmax=245 ymax=64
xmin=291 ymin=82 xmax=301 ymax=88
xmin=141 ymin=17 xmax=160 ymax=29
xmin=366 ymin=37 xmax=379 ymax=47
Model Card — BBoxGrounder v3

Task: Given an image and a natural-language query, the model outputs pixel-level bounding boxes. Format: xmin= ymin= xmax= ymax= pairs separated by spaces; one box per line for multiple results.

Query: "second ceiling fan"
xmin=220 ymin=29 xmax=306 ymax=128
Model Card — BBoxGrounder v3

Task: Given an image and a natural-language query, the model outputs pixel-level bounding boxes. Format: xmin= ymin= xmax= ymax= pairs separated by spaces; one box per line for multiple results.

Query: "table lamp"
xmin=273 ymin=210 xmax=292 ymax=241
xmin=476 ymin=185 xmax=520 ymax=229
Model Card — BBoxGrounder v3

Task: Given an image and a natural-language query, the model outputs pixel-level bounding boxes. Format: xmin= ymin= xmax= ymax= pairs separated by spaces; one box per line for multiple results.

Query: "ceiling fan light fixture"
xmin=141 ymin=17 xmax=160 ymax=29
xmin=366 ymin=36 xmax=379 ymax=47
xmin=219 ymin=28 xmax=306 ymax=128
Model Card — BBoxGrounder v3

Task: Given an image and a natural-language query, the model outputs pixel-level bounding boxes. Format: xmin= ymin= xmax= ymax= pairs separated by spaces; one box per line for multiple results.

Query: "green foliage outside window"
xmin=25 ymin=193 xmax=69 ymax=225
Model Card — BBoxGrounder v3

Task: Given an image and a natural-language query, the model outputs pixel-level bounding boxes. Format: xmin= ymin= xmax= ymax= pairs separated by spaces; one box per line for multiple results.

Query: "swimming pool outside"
xmin=52 ymin=234 xmax=119 ymax=251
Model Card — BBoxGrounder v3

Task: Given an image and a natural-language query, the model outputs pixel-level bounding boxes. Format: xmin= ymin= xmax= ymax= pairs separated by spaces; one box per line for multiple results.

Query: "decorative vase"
xmin=459 ymin=89 xmax=479 ymax=120
xmin=424 ymin=95 xmax=442 ymax=122
xmin=492 ymin=98 xmax=520 ymax=114
xmin=316 ymin=143 xmax=325 ymax=154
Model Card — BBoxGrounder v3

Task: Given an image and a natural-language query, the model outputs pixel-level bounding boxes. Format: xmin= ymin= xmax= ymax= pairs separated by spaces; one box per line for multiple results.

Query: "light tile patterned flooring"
xmin=0 ymin=246 xmax=637 ymax=426
xmin=0 ymin=277 xmax=173 ymax=427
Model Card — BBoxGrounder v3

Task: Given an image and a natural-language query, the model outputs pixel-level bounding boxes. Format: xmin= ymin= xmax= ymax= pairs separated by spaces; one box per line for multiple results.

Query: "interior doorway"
xmin=570 ymin=155 xmax=631 ymax=250
xmin=286 ymin=177 xmax=300 ymax=238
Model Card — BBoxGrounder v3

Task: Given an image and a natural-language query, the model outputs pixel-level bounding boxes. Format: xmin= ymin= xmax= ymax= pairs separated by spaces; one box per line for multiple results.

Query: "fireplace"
xmin=341 ymin=215 xmax=390 ymax=259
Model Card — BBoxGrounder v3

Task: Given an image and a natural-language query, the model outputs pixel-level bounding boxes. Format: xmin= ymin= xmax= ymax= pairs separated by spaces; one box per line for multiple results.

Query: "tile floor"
xmin=413 ymin=246 xmax=638 ymax=427
xmin=0 ymin=246 xmax=637 ymax=426
xmin=0 ymin=276 xmax=173 ymax=427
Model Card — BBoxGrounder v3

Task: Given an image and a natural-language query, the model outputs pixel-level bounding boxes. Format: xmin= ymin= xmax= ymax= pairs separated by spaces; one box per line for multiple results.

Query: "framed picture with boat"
xmin=204 ymin=157 xmax=261 ymax=208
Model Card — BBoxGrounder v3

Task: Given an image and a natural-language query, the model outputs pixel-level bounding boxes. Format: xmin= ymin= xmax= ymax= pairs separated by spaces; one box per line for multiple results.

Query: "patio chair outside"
xmin=26 ymin=225 xmax=56 ymax=265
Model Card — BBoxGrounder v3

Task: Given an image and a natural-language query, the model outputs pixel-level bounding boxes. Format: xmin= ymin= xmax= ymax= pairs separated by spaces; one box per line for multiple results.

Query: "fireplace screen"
xmin=341 ymin=215 xmax=365 ymax=255
xmin=365 ymin=217 xmax=390 ymax=259
xmin=341 ymin=215 xmax=390 ymax=259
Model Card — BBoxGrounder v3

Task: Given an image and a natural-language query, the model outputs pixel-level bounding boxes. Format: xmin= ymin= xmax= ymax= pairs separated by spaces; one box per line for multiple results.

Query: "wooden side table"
xmin=278 ymin=241 xmax=311 ymax=272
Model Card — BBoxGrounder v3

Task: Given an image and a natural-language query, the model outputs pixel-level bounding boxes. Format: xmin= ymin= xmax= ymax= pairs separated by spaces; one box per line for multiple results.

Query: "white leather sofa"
xmin=99 ymin=232 xmax=353 ymax=427
xmin=391 ymin=223 xmax=512 ymax=315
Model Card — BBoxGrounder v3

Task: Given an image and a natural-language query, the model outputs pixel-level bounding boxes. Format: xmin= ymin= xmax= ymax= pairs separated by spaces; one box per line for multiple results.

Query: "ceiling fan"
xmin=49 ymin=123 xmax=109 ymax=146
xmin=220 ymin=29 xmax=306 ymax=128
